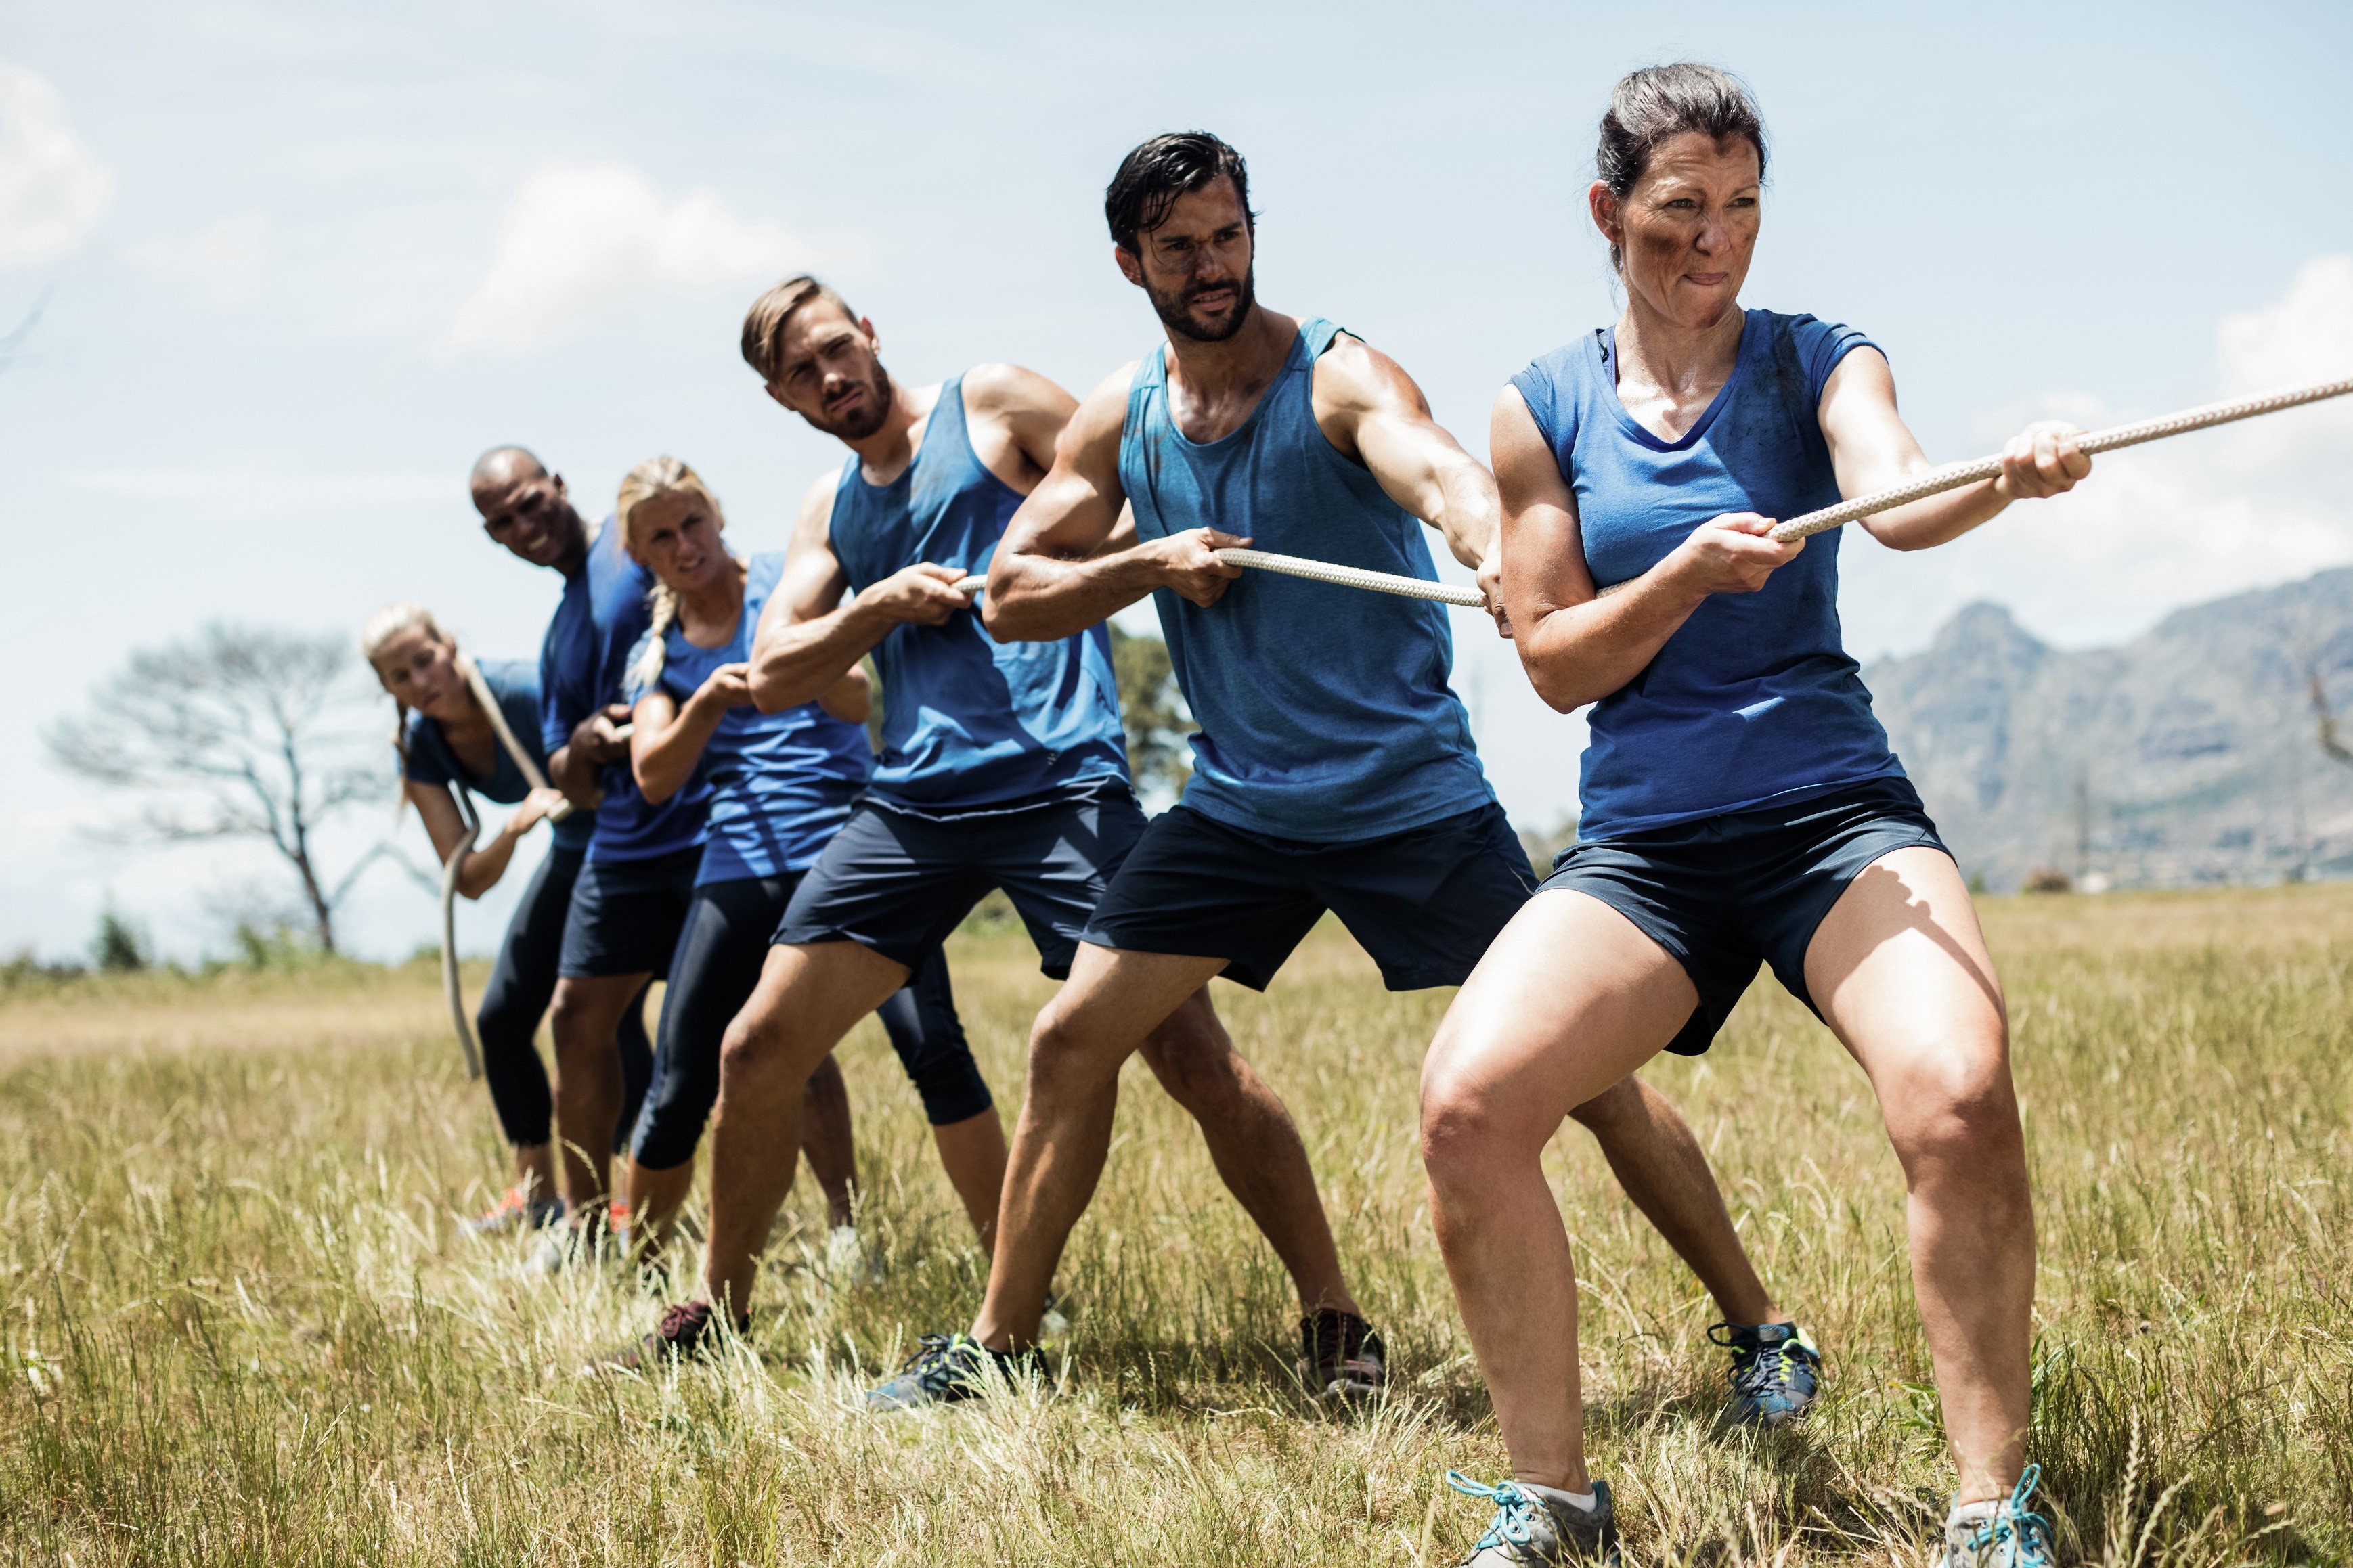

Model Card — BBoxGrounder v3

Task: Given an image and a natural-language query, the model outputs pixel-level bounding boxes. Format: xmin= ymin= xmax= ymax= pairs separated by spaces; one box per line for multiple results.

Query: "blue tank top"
xmin=403 ymin=658 xmax=590 ymax=853
xmin=537 ymin=513 xmax=710 ymax=861
xmin=827 ymin=373 xmax=1128 ymax=811
xmin=1118 ymin=319 xmax=1493 ymax=841
xmin=1511 ymin=309 xmax=1904 ymax=841
xmin=623 ymin=554 xmax=874 ymax=884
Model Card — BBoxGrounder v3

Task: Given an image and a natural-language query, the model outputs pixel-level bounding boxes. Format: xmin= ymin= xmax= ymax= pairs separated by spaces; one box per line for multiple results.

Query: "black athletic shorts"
xmin=630 ymin=873 xmax=984 ymax=1170
xmin=1538 ymin=774 xmax=1950 ymax=1056
xmin=772 ymin=779 xmax=1148 ymax=980
xmin=557 ymin=844 xmax=701 ymax=980
xmin=1080 ymin=800 xmax=1536 ymax=991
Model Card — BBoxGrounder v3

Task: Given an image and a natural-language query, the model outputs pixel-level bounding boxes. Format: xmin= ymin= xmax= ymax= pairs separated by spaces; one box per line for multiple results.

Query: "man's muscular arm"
xmin=1314 ymin=332 xmax=1510 ymax=633
xmin=747 ymin=469 xmax=970 ymax=713
xmin=982 ymin=364 xmax=1248 ymax=643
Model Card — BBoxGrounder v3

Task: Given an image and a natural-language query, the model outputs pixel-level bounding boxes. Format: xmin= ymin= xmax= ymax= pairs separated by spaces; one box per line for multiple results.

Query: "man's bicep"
xmin=1005 ymin=383 xmax=1132 ymax=556
xmin=778 ymin=478 xmax=854 ymax=624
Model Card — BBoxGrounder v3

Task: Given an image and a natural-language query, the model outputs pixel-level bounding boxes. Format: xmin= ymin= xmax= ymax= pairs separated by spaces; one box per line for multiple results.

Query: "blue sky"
xmin=4 ymin=0 xmax=2350 ymax=960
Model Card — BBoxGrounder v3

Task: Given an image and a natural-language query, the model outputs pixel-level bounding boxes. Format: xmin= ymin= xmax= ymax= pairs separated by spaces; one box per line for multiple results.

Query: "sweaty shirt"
xmin=1117 ymin=318 xmax=1493 ymax=842
xmin=826 ymin=373 xmax=1128 ymax=813
xmin=537 ymin=514 xmax=710 ymax=861
xmin=401 ymin=657 xmax=590 ymax=853
xmin=623 ymin=553 xmax=873 ymax=884
xmin=1510 ymin=309 xmax=1904 ymax=841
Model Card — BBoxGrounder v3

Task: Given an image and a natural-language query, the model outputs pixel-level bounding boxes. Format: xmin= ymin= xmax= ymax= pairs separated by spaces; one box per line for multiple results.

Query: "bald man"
xmin=470 ymin=447 xmax=861 ymax=1263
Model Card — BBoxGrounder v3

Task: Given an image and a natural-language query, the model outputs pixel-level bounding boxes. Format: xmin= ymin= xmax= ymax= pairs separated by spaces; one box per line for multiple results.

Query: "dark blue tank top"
xmin=403 ymin=658 xmax=590 ymax=853
xmin=537 ymin=514 xmax=710 ymax=861
xmin=623 ymin=553 xmax=873 ymax=884
xmin=1511 ymin=309 xmax=1904 ymax=840
xmin=1118 ymin=319 xmax=1493 ymax=841
xmin=827 ymin=373 xmax=1128 ymax=811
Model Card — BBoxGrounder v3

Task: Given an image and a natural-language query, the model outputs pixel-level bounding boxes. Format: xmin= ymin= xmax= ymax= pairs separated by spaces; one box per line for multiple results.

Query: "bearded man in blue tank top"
xmin=1423 ymin=67 xmax=2090 ymax=1568
xmin=470 ymin=447 xmax=856 ymax=1269
xmin=959 ymin=131 xmax=1805 ymax=1427
xmin=623 ymin=277 xmax=1378 ymax=1376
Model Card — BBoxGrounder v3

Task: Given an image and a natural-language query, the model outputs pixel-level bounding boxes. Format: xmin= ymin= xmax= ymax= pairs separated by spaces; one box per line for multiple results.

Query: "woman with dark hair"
xmin=1422 ymin=63 xmax=2084 ymax=1568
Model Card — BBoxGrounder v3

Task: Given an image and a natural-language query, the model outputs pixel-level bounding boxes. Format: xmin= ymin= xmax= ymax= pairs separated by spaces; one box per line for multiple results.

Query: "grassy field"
xmin=0 ymin=887 xmax=2347 ymax=1566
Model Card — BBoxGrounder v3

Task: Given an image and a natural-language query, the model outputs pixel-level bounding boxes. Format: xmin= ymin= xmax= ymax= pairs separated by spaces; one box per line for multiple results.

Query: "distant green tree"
xmin=1110 ymin=625 xmax=1195 ymax=804
xmin=92 ymin=908 xmax=148 ymax=973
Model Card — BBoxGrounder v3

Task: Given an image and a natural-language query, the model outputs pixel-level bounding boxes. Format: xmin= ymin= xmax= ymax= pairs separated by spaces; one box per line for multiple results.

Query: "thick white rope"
xmin=1765 ymin=374 xmax=2353 ymax=541
xmin=437 ymin=652 xmax=621 ymax=1081
xmin=1212 ymin=547 xmax=1487 ymax=607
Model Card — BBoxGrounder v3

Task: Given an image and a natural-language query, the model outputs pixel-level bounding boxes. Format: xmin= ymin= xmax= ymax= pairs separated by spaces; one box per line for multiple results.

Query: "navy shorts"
xmin=772 ymin=780 xmax=1147 ymax=980
xmin=630 ymin=873 xmax=985 ymax=1170
xmin=1081 ymin=801 xmax=1535 ymax=991
xmin=557 ymin=844 xmax=701 ymax=980
xmin=1539 ymin=775 xmax=1950 ymax=1056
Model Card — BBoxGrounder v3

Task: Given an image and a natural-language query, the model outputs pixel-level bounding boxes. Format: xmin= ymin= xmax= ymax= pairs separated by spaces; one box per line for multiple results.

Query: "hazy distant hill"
xmin=1864 ymin=568 xmax=2353 ymax=891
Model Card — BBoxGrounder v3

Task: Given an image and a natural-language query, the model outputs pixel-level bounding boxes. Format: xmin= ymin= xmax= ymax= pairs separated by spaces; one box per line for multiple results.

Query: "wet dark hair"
xmin=1105 ymin=131 xmax=1254 ymax=255
xmin=1596 ymin=63 xmax=1767 ymax=270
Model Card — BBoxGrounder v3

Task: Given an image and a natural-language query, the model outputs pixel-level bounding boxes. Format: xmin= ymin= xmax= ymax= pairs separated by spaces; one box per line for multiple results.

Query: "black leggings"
xmin=477 ymin=846 xmax=653 ymax=1151
xmin=630 ymin=872 xmax=988 ymax=1171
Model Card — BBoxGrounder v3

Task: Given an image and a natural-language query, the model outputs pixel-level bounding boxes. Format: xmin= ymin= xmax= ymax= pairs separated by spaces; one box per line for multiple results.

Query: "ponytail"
xmin=634 ymin=581 xmax=680 ymax=692
xmin=359 ymin=600 xmax=462 ymax=824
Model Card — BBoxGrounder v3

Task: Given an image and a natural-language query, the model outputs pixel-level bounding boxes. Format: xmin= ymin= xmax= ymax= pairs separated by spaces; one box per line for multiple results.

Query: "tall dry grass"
xmin=0 ymin=887 xmax=2345 ymax=1565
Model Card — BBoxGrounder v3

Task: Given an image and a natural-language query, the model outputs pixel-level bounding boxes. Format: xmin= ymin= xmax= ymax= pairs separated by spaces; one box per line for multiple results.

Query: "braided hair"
xmin=615 ymin=455 xmax=728 ymax=694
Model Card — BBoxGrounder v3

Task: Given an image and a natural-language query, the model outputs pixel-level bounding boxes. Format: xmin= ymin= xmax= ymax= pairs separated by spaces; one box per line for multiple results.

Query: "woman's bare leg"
xmin=1805 ymin=847 xmax=2029 ymax=1504
xmin=1420 ymin=890 xmax=1694 ymax=1491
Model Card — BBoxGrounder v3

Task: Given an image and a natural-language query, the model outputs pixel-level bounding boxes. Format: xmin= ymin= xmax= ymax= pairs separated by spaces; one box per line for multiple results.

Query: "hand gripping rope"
xmin=435 ymin=654 xmax=628 ymax=1080
xmin=946 ymin=552 xmax=1484 ymax=607
xmin=1028 ymin=375 xmax=2351 ymax=609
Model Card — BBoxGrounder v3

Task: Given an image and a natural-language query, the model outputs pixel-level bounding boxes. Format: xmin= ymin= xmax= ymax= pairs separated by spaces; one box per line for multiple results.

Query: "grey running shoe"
xmin=1445 ymin=1473 xmax=1619 ymax=1566
xmin=461 ymin=1186 xmax=563 ymax=1237
xmin=1943 ymin=1466 xmax=2057 ymax=1568
xmin=864 ymin=1333 xmax=1047 ymax=1413
xmin=1300 ymin=1307 xmax=1387 ymax=1402
xmin=1710 ymin=1320 xmax=1822 ymax=1425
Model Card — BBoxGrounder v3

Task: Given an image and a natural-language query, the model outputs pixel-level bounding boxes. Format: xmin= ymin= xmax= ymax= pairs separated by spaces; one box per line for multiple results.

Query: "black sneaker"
xmin=1709 ymin=1320 xmax=1822 ymax=1426
xmin=1445 ymin=1473 xmax=1619 ymax=1566
xmin=600 ymin=1300 xmax=747 ymax=1372
xmin=865 ymin=1332 xmax=1048 ymax=1412
xmin=1300 ymin=1307 xmax=1387 ymax=1401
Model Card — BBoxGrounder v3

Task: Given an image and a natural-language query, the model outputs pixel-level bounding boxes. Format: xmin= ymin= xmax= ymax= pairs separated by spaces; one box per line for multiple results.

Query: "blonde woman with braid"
xmin=605 ymin=460 xmax=991 ymax=1343
xmin=361 ymin=604 xmax=644 ymax=1235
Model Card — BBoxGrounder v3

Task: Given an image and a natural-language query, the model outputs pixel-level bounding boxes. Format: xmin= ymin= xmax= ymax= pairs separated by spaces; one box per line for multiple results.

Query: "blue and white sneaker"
xmin=1709 ymin=1320 xmax=1822 ymax=1425
xmin=1943 ymin=1466 xmax=2058 ymax=1567
xmin=864 ymin=1333 xmax=1048 ymax=1413
xmin=1444 ymin=1473 xmax=1619 ymax=1566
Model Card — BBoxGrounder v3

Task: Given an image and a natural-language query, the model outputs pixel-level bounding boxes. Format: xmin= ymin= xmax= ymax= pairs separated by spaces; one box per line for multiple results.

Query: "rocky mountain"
xmin=1863 ymin=568 xmax=2353 ymax=891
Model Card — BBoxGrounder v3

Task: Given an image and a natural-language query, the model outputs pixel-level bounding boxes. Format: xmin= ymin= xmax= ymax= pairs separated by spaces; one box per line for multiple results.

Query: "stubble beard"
xmin=814 ymin=363 xmax=896 ymax=441
xmin=1149 ymin=264 xmax=1256 ymax=344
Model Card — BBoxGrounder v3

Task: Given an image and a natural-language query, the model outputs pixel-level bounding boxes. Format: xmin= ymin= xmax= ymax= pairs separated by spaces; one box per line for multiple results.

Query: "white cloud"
xmin=125 ymin=211 xmax=272 ymax=307
xmin=444 ymin=165 xmax=812 ymax=352
xmin=1844 ymin=255 xmax=2353 ymax=658
xmin=0 ymin=62 xmax=115 ymax=267
xmin=64 ymin=464 xmax=447 ymax=510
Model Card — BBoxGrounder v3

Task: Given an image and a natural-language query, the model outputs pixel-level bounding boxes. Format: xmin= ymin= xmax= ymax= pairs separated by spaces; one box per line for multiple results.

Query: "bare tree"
xmin=44 ymin=623 xmax=398 ymax=954
xmin=2311 ymin=661 xmax=2352 ymax=767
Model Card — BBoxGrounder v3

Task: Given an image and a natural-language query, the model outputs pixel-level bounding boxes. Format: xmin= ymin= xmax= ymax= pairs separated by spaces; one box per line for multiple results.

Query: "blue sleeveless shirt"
xmin=1118 ymin=319 xmax=1493 ymax=841
xmin=623 ymin=553 xmax=873 ymax=884
xmin=537 ymin=514 xmax=710 ymax=861
xmin=1511 ymin=309 xmax=1904 ymax=841
xmin=403 ymin=658 xmax=591 ymax=853
xmin=827 ymin=373 xmax=1128 ymax=812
